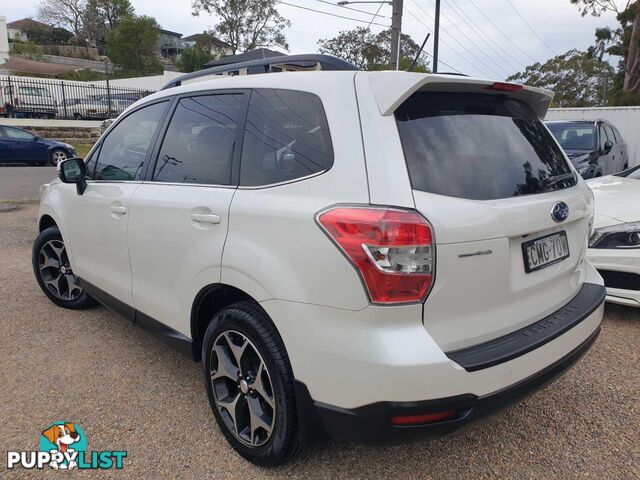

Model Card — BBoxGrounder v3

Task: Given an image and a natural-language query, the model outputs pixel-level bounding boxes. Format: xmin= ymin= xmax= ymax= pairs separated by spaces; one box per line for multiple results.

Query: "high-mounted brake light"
xmin=486 ymin=82 xmax=523 ymax=92
xmin=317 ymin=207 xmax=434 ymax=304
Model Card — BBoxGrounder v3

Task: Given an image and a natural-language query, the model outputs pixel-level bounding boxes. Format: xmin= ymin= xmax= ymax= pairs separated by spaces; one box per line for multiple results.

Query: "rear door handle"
xmin=110 ymin=206 xmax=127 ymax=214
xmin=191 ymin=213 xmax=221 ymax=224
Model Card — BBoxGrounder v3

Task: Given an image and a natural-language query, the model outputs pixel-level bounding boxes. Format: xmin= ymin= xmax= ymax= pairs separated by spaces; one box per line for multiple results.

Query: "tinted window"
xmin=94 ymin=101 xmax=168 ymax=181
xmin=547 ymin=123 xmax=596 ymax=150
xmin=240 ymin=89 xmax=333 ymax=187
xmin=84 ymin=145 xmax=99 ymax=179
xmin=396 ymin=93 xmax=575 ymax=200
xmin=153 ymin=94 xmax=242 ymax=185
xmin=4 ymin=127 xmax=35 ymax=141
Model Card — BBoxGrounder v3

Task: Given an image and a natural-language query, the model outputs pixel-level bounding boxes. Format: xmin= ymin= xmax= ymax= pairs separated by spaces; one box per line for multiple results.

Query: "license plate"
xmin=522 ymin=231 xmax=570 ymax=273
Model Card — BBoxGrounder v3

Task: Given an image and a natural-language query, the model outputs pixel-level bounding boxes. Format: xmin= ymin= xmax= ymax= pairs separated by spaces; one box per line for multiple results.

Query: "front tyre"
xmin=32 ymin=226 xmax=93 ymax=309
xmin=50 ymin=148 xmax=67 ymax=167
xmin=202 ymin=302 xmax=301 ymax=466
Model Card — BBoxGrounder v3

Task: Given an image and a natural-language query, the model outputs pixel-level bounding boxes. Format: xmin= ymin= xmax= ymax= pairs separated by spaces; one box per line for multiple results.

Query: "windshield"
xmin=546 ymin=123 xmax=597 ymax=151
xmin=395 ymin=92 xmax=576 ymax=200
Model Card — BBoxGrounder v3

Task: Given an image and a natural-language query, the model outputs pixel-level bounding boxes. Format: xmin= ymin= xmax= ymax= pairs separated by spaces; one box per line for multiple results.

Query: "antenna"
xmin=407 ymin=33 xmax=431 ymax=72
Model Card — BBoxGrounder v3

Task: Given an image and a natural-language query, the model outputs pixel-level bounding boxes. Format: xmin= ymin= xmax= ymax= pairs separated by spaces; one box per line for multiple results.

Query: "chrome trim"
xmin=237 ymin=169 xmax=328 ymax=190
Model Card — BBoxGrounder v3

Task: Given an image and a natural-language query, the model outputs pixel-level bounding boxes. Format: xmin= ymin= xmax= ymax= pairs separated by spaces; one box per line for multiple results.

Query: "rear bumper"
xmin=300 ymin=326 xmax=601 ymax=446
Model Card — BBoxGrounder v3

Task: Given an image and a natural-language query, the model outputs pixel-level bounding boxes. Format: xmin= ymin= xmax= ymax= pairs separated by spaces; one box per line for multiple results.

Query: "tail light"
xmin=317 ymin=206 xmax=434 ymax=304
xmin=390 ymin=410 xmax=456 ymax=426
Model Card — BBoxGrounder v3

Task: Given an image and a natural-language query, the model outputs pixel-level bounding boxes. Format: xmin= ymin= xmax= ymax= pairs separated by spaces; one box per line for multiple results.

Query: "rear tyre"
xmin=32 ymin=226 xmax=94 ymax=310
xmin=49 ymin=148 xmax=67 ymax=167
xmin=202 ymin=301 xmax=301 ymax=466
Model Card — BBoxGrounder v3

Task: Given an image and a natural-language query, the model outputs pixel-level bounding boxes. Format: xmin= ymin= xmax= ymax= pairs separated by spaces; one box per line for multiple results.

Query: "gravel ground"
xmin=0 ymin=166 xmax=57 ymax=202
xmin=1 ymin=204 xmax=639 ymax=479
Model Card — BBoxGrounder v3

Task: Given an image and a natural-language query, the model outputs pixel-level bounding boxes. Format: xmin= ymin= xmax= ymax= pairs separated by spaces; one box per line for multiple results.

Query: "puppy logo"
xmin=40 ymin=422 xmax=83 ymax=470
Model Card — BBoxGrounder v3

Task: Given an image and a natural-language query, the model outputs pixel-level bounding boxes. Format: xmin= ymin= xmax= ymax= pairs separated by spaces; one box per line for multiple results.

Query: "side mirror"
xmin=602 ymin=140 xmax=613 ymax=154
xmin=58 ymin=158 xmax=87 ymax=195
xmin=33 ymin=135 xmax=41 ymax=141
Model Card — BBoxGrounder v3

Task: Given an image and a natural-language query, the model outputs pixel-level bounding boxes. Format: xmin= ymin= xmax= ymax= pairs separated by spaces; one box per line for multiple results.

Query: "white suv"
xmin=33 ymin=56 xmax=605 ymax=466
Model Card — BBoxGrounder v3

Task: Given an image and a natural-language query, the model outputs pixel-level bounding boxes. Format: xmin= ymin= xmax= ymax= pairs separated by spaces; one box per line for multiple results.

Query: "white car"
xmin=58 ymin=98 xmax=111 ymax=120
xmin=587 ymin=165 xmax=640 ymax=307
xmin=33 ymin=55 xmax=605 ymax=466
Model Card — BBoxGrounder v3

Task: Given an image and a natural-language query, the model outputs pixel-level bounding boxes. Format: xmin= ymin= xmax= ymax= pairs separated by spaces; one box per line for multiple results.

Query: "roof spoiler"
xmin=161 ymin=54 xmax=360 ymax=90
xmin=365 ymin=72 xmax=554 ymax=119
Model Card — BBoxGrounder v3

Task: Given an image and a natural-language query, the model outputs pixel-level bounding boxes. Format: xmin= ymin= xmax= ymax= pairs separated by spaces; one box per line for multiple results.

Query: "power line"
xmin=463 ymin=0 xmax=539 ymax=65
xmin=367 ymin=1 xmax=385 ymax=28
xmin=444 ymin=0 xmax=525 ymax=74
xmin=433 ymin=1 xmax=512 ymax=77
xmin=503 ymin=0 xmax=556 ymax=56
xmin=277 ymin=1 xmax=389 ymax=27
xmin=312 ymin=0 xmax=391 ymax=18
xmin=405 ymin=4 xmax=496 ymax=77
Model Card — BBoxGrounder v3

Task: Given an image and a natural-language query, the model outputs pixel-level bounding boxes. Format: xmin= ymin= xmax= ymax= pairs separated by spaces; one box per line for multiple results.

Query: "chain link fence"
xmin=0 ymin=76 xmax=156 ymax=120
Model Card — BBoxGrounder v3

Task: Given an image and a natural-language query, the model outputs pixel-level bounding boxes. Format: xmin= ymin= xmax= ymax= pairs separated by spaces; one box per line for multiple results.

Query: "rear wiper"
xmin=544 ymin=172 xmax=576 ymax=188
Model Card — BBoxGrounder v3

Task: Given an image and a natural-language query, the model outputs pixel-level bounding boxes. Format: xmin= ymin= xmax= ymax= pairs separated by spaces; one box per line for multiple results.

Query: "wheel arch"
xmin=38 ymin=214 xmax=58 ymax=232
xmin=190 ymin=283 xmax=276 ymax=362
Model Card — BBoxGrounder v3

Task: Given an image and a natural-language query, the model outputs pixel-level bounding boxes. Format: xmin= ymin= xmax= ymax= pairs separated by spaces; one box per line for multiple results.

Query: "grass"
xmin=72 ymin=144 xmax=94 ymax=158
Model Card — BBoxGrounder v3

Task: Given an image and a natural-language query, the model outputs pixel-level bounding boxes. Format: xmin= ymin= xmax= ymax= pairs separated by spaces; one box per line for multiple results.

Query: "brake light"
xmin=486 ymin=82 xmax=523 ymax=92
xmin=317 ymin=206 xmax=434 ymax=304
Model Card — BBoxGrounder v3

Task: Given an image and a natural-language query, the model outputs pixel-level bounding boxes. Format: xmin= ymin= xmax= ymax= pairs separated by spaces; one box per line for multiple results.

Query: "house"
xmin=0 ymin=17 xmax=9 ymax=64
xmin=6 ymin=18 xmax=49 ymax=42
xmin=182 ymin=33 xmax=233 ymax=58
xmin=204 ymin=48 xmax=286 ymax=68
xmin=158 ymin=29 xmax=183 ymax=59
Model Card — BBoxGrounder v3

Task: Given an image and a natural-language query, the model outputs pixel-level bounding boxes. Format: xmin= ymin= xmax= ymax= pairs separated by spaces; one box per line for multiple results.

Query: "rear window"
xmin=395 ymin=93 xmax=575 ymax=200
xmin=547 ymin=123 xmax=597 ymax=150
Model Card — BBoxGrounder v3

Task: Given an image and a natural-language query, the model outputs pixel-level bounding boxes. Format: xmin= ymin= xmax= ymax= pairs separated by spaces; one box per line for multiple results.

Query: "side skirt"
xmin=78 ymin=278 xmax=194 ymax=359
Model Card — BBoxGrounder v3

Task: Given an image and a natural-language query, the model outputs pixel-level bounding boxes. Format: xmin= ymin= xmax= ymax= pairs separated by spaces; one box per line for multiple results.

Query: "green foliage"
xmin=21 ymin=21 xmax=73 ymax=45
xmin=57 ymin=69 xmax=106 ymax=81
xmin=177 ymin=47 xmax=214 ymax=73
xmin=506 ymin=49 xmax=614 ymax=107
xmin=107 ymin=15 xmax=162 ymax=75
xmin=11 ymin=42 xmax=43 ymax=56
xmin=317 ymin=27 xmax=429 ymax=71
xmin=84 ymin=0 xmax=134 ymax=49
xmin=192 ymin=0 xmax=290 ymax=54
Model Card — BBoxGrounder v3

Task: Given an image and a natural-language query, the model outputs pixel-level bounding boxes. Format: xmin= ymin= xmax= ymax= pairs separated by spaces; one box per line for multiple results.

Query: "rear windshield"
xmin=395 ymin=92 xmax=575 ymax=200
xmin=546 ymin=122 xmax=597 ymax=150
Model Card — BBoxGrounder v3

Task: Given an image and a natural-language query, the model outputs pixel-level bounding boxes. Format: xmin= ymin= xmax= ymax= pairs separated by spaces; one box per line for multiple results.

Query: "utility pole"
xmin=602 ymin=69 xmax=609 ymax=106
xmin=390 ymin=0 xmax=403 ymax=69
xmin=433 ymin=0 xmax=441 ymax=72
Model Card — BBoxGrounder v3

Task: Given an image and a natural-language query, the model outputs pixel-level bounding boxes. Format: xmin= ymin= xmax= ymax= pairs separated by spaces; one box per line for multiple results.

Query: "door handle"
xmin=110 ymin=205 xmax=127 ymax=215
xmin=191 ymin=213 xmax=221 ymax=224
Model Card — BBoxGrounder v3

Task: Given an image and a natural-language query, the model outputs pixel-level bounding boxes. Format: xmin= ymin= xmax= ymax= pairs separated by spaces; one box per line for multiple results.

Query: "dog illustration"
xmin=42 ymin=423 xmax=80 ymax=469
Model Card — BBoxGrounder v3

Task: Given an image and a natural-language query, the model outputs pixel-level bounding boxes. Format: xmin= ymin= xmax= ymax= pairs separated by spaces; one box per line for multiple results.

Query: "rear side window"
xmin=239 ymin=89 xmax=333 ymax=187
xmin=396 ymin=93 xmax=575 ymax=200
xmin=94 ymin=101 xmax=168 ymax=181
xmin=153 ymin=94 xmax=243 ymax=185
xmin=604 ymin=125 xmax=616 ymax=143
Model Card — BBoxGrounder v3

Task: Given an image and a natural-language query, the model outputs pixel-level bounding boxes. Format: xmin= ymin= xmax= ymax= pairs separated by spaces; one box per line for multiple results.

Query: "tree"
xmin=37 ymin=0 xmax=87 ymax=38
xmin=506 ymin=49 xmax=615 ymax=107
xmin=20 ymin=20 xmax=73 ymax=44
xmin=83 ymin=0 xmax=134 ymax=49
xmin=107 ymin=16 xmax=162 ymax=74
xmin=177 ymin=46 xmax=214 ymax=72
xmin=571 ymin=0 xmax=639 ymax=93
xmin=317 ymin=27 xmax=429 ymax=71
xmin=192 ymin=0 xmax=290 ymax=54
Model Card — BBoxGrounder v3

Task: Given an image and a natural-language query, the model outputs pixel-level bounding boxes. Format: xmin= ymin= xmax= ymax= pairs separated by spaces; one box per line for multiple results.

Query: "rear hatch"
xmin=393 ymin=86 xmax=592 ymax=351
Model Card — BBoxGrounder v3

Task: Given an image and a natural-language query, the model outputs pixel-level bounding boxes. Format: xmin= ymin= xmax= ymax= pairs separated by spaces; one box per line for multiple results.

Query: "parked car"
xmin=546 ymin=120 xmax=629 ymax=179
xmin=0 ymin=125 xmax=75 ymax=165
xmin=95 ymin=92 xmax=144 ymax=115
xmin=34 ymin=60 xmax=605 ymax=466
xmin=58 ymin=98 xmax=112 ymax=120
xmin=587 ymin=165 xmax=640 ymax=307
xmin=0 ymin=85 xmax=57 ymax=119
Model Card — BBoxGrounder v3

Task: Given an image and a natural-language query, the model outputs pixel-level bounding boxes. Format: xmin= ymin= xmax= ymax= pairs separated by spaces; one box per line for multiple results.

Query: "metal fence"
xmin=0 ymin=76 xmax=156 ymax=120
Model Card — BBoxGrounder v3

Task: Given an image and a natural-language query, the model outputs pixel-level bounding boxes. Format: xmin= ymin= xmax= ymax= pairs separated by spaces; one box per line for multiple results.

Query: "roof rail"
xmin=162 ymin=54 xmax=360 ymax=90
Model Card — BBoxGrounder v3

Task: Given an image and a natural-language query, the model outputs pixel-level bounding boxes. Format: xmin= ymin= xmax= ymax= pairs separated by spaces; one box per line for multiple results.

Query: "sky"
xmin=2 ymin=0 xmax=621 ymax=79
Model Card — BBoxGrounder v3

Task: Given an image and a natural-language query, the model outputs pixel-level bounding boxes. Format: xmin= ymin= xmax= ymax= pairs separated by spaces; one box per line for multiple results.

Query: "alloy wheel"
xmin=51 ymin=150 xmax=67 ymax=166
xmin=209 ymin=330 xmax=276 ymax=447
xmin=38 ymin=239 xmax=83 ymax=301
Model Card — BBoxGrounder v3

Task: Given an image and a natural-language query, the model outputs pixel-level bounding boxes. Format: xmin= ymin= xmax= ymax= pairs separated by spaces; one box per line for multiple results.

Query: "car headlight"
xmin=64 ymin=143 xmax=75 ymax=151
xmin=589 ymin=221 xmax=640 ymax=249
